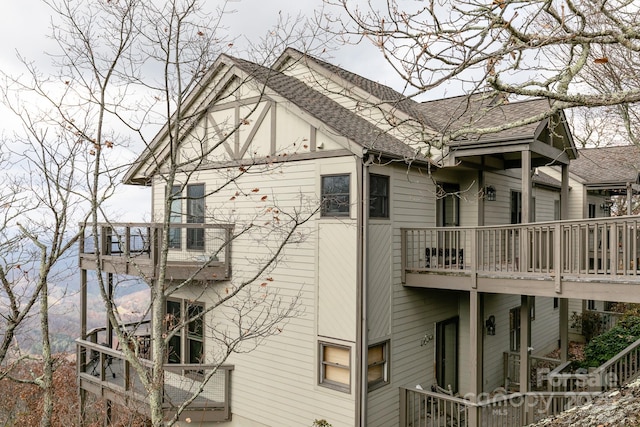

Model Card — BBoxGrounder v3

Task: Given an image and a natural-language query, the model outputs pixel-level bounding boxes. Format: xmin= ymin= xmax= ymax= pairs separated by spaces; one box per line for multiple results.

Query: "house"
xmin=76 ymin=48 xmax=640 ymax=427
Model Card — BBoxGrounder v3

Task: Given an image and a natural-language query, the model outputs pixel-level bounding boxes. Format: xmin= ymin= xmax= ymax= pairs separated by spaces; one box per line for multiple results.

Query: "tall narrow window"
xmin=187 ymin=303 xmax=204 ymax=364
xmin=509 ymin=307 xmax=521 ymax=352
xmin=437 ymin=183 xmax=460 ymax=227
xmin=168 ymin=185 xmax=182 ymax=248
xmin=588 ymin=203 xmax=596 ymax=219
xmin=187 ymin=184 xmax=205 ymax=250
xmin=321 ymin=175 xmax=350 ymax=217
xmin=166 ymin=300 xmax=182 ymax=363
xmin=511 ymin=191 xmax=522 ymax=224
xmin=369 ymin=174 xmax=389 ymax=218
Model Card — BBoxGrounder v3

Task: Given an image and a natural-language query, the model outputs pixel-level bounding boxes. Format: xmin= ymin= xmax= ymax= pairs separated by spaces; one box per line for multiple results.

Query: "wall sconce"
xmin=485 ymin=315 xmax=496 ymax=336
xmin=485 ymin=186 xmax=496 ymax=201
xmin=600 ymin=199 xmax=613 ymax=213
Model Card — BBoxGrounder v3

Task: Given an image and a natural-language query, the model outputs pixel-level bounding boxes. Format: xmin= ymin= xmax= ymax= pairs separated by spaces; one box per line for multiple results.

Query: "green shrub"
xmin=581 ymin=315 xmax=640 ymax=367
xmin=312 ymin=420 xmax=332 ymax=427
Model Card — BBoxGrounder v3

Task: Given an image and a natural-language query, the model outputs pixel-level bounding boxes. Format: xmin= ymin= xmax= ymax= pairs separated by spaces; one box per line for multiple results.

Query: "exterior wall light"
xmin=485 ymin=315 xmax=496 ymax=335
xmin=485 ymin=186 xmax=496 ymax=201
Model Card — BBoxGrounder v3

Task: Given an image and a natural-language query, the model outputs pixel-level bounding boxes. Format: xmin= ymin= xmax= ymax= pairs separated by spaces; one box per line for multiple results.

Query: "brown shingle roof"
xmin=572 ymin=145 xmax=640 ymax=185
xmin=420 ymin=93 xmax=551 ymax=142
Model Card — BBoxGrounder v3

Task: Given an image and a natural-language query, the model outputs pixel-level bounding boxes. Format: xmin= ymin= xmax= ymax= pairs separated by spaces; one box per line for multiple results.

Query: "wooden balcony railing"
xmin=548 ymin=337 xmax=640 ymax=392
xmin=503 ymin=352 xmax=562 ymax=392
xmin=76 ymin=339 xmax=233 ymax=422
xmin=402 ymin=216 xmax=640 ymax=284
xmin=79 ymin=222 xmax=233 ymax=280
xmin=399 ymin=387 xmax=600 ymax=427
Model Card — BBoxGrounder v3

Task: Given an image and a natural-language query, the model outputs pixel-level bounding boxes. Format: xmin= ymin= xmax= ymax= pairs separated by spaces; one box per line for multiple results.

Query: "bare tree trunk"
xmin=39 ymin=277 xmax=54 ymax=427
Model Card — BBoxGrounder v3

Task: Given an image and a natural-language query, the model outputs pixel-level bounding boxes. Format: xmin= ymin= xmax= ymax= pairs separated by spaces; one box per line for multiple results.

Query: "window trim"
xmin=321 ymin=174 xmax=351 ymax=217
xmin=367 ymin=340 xmax=390 ymax=391
xmin=369 ymin=174 xmax=390 ymax=219
xmin=319 ymin=341 xmax=351 ymax=393
xmin=186 ymin=183 xmax=205 ymax=250
xmin=437 ymin=182 xmax=460 ymax=227
xmin=168 ymin=185 xmax=182 ymax=249
xmin=165 ymin=298 xmax=205 ymax=364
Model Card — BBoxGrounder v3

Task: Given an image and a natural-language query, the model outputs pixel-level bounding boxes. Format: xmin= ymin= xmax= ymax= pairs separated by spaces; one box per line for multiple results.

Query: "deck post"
xmin=468 ymin=290 xmax=483 ymax=427
xmin=560 ymin=298 xmax=569 ymax=363
xmin=519 ymin=295 xmax=531 ymax=392
xmin=398 ymin=387 xmax=407 ymax=427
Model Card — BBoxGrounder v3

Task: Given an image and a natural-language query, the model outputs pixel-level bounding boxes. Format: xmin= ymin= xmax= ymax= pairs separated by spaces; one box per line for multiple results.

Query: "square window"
xmin=368 ymin=341 xmax=389 ymax=390
xmin=321 ymin=175 xmax=350 ymax=217
xmin=319 ymin=342 xmax=350 ymax=392
xmin=369 ymin=174 xmax=389 ymax=218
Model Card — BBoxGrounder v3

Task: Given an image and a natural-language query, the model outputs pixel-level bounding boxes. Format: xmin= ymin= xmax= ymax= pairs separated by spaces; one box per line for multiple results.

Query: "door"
xmin=436 ymin=316 xmax=459 ymax=393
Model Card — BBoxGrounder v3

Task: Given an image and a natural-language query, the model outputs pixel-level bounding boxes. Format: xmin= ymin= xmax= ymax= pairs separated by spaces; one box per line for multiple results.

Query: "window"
xmin=530 ymin=296 xmax=536 ymax=320
xmin=437 ymin=183 xmax=460 ymax=227
xmin=168 ymin=185 xmax=182 ymax=248
xmin=554 ymin=200 xmax=561 ymax=221
xmin=587 ymin=300 xmax=596 ymax=310
xmin=321 ymin=175 xmax=350 ymax=217
xmin=588 ymin=203 xmax=596 ymax=219
xmin=166 ymin=299 xmax=204 ymax=364
xmin=186 ymin=184 xmax=205 ymax=250
xmin=368 ymin=341 xmax=389 ymax=390
xmin=509 ymin=307 xmax=521 ymax=352
xmin=319 ymin=342 xmax=350 ymax=392
xmin=369 ymin=174 xmax=389 ymax=218
xmin=553 ymin=298 xmax=559 ymax=309
xmin=511 ymin=191 xmax=522 ymax=224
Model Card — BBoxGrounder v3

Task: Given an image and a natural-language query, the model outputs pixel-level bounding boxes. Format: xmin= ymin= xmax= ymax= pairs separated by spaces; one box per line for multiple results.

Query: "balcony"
xmin=76 ymin=337 xmax=233 ymax=423
xmin=79 ymin=223 xmax=233 ymax=281
xmin=401 ymin=216 xmax=640 ymax=302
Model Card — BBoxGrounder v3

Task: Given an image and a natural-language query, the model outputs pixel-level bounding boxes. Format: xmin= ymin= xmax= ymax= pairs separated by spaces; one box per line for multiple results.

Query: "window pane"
xmin=188 ymin=304 xmax=203 ymax=340
xmin=321 ymin=175 xmax=350 ymax=216
xmin=369 ymin=175 xmax=389 ymax=218
xmin=169 ymin=185 xmax=182 ymax=248
xmin=325 ymin=365 xmax=350 ymax=384
xmin=437 ymin=183 xmax=459 ymax=226
xmin=368 ymin=364 xmax=383 ymax=383
xmin=188 ymin=339 xmax=203 ymax=364
xmin=187 ymin=184 xmax=205 ymax=249
xmin=368 ymin=344 xmax=383 ymax=363
xmin=167 ymin=334 xmax=181 ymax=364
xmin=324 ymin=345 xmax=349 ymax=366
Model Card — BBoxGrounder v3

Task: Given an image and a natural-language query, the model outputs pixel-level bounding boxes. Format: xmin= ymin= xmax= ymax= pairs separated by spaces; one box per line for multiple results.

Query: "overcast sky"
xmin=0 ymin=0 xmax=418 ymax=220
